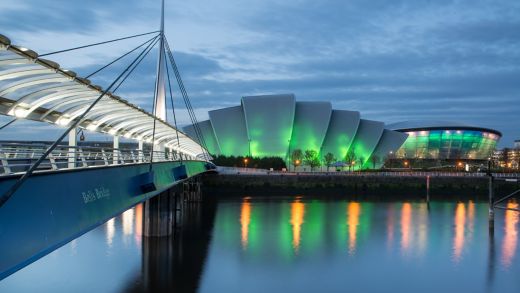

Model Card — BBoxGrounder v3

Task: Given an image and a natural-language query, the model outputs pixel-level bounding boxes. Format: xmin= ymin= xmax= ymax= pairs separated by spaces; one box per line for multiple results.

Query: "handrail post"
xmin=138 ymin=140 xmax=144 ymax=163
xmin=113 ymin=135 xmax=120 ymax=165
xmin=68 ymin=128 xmax=77 ymax=169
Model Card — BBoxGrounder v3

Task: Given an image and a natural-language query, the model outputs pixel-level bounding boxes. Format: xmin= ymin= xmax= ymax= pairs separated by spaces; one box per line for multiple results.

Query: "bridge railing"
xmin=215 ymin=167 xmax=520 ymax=178
xmin=0 ymin=143 xmax=197 ymax=176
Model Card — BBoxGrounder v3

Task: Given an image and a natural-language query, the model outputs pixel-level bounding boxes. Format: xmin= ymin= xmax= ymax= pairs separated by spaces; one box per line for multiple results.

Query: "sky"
xmin=0 ymin=0 xmax=519 ymax=146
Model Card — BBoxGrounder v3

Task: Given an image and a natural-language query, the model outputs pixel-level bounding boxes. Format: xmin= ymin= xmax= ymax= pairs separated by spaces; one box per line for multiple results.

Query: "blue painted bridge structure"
xmin=0 ymin=144 xmax=216 ymax=279
xmin=0 ymin=0 xmax=216 ymax=279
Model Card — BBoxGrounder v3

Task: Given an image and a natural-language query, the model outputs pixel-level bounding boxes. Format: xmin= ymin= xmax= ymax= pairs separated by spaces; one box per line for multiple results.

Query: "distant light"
xmin=445 ymin=131 xmax=451 ymax=134
xmin=123 ymin=133 xmax=132 ymax=139
xmin=456 ymin=130 xmax=462 ymax=134
xmin=108 ymin=129 xmax=118 ymax=135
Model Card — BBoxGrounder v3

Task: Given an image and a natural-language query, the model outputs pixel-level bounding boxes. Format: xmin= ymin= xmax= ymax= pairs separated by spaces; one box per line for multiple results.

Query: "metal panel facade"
xmin=241 ymin=94 xmax=295 ymax=158
xmin=349 ymin=119 xmax=385 ymax=168
xmin=321 ymin=110 xmax=361 ymax=161
xmin=364 ymin=129 xmax=408 ymax=169
xmin=208 ymin=106 xmax=249 ymax=156
xmin=183 ymin=120 xmax=221 ymax=155
xmin=289 ymin=101 xmax=332 ymax=155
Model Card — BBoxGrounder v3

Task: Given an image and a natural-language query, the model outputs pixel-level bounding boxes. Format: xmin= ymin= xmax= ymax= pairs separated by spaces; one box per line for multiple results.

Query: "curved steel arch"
xmin=0 ymin=75 xmax=71 ymax=96
xmin=14 ymin=84 xmax=87 ymax=105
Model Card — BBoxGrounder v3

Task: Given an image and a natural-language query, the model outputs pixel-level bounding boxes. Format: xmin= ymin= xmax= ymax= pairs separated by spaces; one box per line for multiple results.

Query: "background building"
xmin=185 ymin=96 xmax=503 ymax=170
xmin=184 ymin=94 xmax=407 ymax=169
xmin=493 ymin=141 xmax=520 ymax=170
xmin=388 ymin=121 xmax=502 ymax=167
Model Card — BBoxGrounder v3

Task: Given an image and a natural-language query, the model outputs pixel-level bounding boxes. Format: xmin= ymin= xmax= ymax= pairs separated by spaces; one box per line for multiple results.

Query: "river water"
xmin=0 ymin=196 xmax=519 ymax=292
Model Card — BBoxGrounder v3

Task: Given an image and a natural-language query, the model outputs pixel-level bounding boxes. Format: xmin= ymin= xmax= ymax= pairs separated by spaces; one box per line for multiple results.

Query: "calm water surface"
xmin=1 ymin=196 xmax=519 ymax=293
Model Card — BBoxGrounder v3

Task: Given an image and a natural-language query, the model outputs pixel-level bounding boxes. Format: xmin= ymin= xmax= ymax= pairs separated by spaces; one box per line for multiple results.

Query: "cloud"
xmin=0 ymin=0 xmax=519 ymax=147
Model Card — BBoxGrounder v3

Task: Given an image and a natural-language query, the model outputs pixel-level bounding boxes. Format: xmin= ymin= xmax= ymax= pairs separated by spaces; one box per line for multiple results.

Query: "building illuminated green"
xmin=389 ymin=121 xmax=501 ymax=161
xmin=184 ymin=97 xmax=502 ymax=169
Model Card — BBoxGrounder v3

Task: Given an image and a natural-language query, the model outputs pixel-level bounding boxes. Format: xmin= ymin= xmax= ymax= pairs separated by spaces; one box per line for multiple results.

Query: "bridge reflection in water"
xmin=0 ymin=197 xmax=519 ymax=293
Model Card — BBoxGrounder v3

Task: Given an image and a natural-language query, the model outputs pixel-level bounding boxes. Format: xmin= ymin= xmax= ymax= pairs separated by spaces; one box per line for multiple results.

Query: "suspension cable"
xmin=0 ymin=118 xmax=17 ymax=131
xmin=164 ymin=39 xmax=209 ymax=159
xmin=163 ymin=46 xmax=183 ymax=164
xmin=39 ymin=31 xmax=160 ymax=57
xmin=164 ymin=45 xmax=207 ymax=158
xmin=0 ymin=37 xmax=159 ymax=208
xmin=112 ymin=36 xmax=161 ymax=93
xmin=86 ymin=34 xmax=159 ymax=78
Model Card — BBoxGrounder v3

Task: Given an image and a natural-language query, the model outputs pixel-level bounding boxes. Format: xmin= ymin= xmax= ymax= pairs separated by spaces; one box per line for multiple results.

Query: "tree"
xmin=324 ymin=152 xmax=336 ymax=171
xmin=344 ymin=149 xmax=356 ymax=172
xmin=303 ymin=149 xmax=321 ymax=171
xmin=357 ymin=156 xmax=365 ymax=171
xmin=290 ymin=149 xmax=303 ymax=171
xmin=370 ymin=155 xmax=380 ymax=170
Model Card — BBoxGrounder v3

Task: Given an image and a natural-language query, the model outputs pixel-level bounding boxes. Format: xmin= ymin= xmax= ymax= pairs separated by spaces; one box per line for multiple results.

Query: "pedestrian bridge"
xmin=0 ymin=142 xmax=216 ymax=280
xmin=0 ymin=10 xmax=216 ymax=278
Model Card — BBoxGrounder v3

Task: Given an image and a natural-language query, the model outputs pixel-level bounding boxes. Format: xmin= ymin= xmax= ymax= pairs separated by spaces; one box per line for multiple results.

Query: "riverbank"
xmin=202 ymin=173 xmax=519 ymax=200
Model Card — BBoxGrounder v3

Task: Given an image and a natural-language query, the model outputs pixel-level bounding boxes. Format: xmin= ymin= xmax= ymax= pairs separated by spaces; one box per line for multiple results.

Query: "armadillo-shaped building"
xmin=184 ymin=94 xmax=408 ymax=168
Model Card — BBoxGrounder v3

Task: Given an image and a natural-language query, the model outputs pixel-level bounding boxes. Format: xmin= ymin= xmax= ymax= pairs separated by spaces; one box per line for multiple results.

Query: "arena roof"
xmin=387 ymin=120 xmax=502 ymax=137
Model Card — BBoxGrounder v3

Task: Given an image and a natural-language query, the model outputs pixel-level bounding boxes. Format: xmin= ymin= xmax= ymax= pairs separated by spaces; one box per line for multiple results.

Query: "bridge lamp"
xmin=86 ymin=121 xmax=99 ymax=131
xmin=86 ymin=124 xmax=98 ymax=131
xmin=11 ymin=107 xmax=29 ymax=118
xmin=57 ymin=117 xmax=71 ymax=126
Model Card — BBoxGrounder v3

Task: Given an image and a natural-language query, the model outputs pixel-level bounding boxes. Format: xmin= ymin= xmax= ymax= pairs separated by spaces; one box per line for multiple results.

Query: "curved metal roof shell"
xmin=387 ymin=120 xmax=502 ymax=137
xmin=0 ymin=34 xmax=207 ymax=159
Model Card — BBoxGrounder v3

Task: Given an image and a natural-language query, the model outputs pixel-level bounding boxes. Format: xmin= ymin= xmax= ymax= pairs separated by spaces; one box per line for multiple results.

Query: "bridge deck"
xmin=0 ymin=158 xmax=213 ymax=280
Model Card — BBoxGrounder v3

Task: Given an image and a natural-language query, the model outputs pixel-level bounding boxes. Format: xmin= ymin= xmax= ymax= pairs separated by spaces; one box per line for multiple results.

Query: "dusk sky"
xmin=0 ymin=0 xmax=519 ymax=146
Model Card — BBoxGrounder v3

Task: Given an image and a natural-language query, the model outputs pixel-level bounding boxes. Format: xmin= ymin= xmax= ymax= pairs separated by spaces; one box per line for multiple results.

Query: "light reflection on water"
xmin=502 ymin=202 xmax=519 ymax=268
xmin=0 ymin=198 xmax=519 ymax=293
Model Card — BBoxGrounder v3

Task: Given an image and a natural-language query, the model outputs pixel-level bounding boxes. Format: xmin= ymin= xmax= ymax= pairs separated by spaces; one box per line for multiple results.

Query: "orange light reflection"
xmin=291 ymin=199 xmax=305 ymax=253
xmin=453 ymin=203 xmax=466 ymax=263
xmin=401 ymin=203 xmax=412 ymax=253
xmin=347 ymin=202 xmax=361 ymax=255
xmin=240 ymin=199 xmax=251 ymax=250
xmin=134 ymin=203 xmax=143 ymax=245
xmin=501 ymin=202 xmax=519 ymax=268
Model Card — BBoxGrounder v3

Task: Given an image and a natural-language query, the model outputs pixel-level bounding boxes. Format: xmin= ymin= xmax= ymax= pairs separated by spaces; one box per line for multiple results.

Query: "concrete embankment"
xmin=202 ymin=173 xmax=519 ymax=200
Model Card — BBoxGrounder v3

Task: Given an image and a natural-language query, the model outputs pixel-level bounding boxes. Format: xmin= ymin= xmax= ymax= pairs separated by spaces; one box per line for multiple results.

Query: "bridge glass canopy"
xmin=0 ymin=34 xmax=208 ymax=159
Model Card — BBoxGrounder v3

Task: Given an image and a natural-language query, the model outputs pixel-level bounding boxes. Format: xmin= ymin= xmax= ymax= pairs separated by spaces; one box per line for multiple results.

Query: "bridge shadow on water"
xmin=126 ymin=199 xmax=217 ymax=292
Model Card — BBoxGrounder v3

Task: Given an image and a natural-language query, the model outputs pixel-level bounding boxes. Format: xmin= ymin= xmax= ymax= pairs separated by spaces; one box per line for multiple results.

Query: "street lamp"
xmin=244 ymin=158 xmax=249 ymax=168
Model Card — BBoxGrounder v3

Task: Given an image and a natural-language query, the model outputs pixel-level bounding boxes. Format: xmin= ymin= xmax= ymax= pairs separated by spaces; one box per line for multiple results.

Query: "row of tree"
xmin=289 ymin=149 xmax=382 ymax=171
xmin=211 ymin=155 xmax=287 ymax=170
xmin=211 ymin=149 xmax=384 ymax=171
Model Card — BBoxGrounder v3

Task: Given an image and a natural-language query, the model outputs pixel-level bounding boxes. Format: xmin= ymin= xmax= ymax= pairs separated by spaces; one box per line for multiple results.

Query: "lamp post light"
xmin=244 ymin=158 xmax=249 ymax=168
